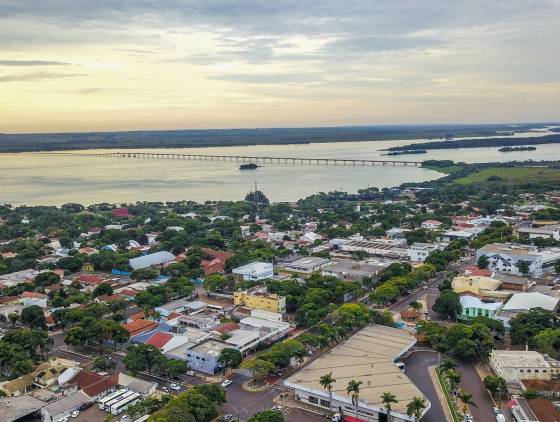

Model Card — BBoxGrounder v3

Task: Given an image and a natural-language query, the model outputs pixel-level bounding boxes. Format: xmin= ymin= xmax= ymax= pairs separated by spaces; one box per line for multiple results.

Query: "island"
xmin=239 ymin=163 xmax=259 ymax=170
xmin=498 ymin=146 xmax=537 ymax=152
xmin=383 ymin=149 xmax=427 ymax=156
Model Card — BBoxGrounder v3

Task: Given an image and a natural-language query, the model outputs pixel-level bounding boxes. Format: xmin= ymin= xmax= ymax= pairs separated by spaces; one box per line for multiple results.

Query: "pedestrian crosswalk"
xmin=271 ymin=380 xmax=294 ymax=392
xmin=234 ymin=368 xmax=254 ymax=378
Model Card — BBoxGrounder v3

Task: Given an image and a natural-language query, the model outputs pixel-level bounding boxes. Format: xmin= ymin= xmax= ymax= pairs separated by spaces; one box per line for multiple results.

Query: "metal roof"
xmin=129 ymin=251 xmax=175 ymax=269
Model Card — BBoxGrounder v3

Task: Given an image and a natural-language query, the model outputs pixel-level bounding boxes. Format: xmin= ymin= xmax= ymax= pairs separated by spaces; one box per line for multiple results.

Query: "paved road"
xmin=456 ymin=360 xmax=495 ymax=422
xmin=404 ymin=351 xmax=448 ymax=422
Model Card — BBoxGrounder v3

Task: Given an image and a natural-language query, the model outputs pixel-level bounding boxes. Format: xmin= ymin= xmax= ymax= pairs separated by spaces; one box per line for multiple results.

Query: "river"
xmin=1 ymin=127 xmax=559 ymax=205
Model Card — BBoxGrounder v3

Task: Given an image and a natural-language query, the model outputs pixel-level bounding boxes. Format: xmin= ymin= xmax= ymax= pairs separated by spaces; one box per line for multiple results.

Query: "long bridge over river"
xmin=6 ymin=151 xmax=424 ymax=167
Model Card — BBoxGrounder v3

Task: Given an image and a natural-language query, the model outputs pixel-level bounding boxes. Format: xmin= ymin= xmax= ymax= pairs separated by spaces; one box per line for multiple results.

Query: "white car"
xmin=221 ymin=379 xmax=233 ymax=388
xmin=223 ymin=414 xmax=234 ymax=422
xmin=170 ymin=383 xmax=181 ymax=391
xmin=186 ymin=370 xmax=195 ymax=376
xmin=271 ymin=405 xmax=284 ymax=412
xmin=58 ymin=418 xmax=69 ymax=422
xmin=71 ymin=410 xmax=80 ymax=418
xmin=161 ymin=386 xmax=170 ymax=393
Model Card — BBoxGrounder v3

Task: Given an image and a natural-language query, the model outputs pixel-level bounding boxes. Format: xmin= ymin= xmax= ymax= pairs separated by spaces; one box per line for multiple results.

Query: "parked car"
xmin=70 ymin=410 xmax=80 ymax=418
xmin=186 ymin=370 xmax=195 ymax=376
xmin=161 ymin=386 xmax=170 ymax=393
xmin=271 ymin=405 xmax=284 ymax=412
xmin=58 ymin=418 xmax=69 ymax=422
xmin=221 ymin=379 xmax=233 ymax=388
xmin=492 ymin=407 xmax=500 ymax=415
xmin=170 ymin=383 xmax=181 ymax=391
xmin=223 ymin=414 xmax=234 ymax=422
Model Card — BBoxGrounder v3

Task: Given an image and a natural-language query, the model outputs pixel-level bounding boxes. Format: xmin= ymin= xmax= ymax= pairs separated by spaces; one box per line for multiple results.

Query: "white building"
xmin=283 ymin=256 xmax=330 ymax=274
xmin=341 ymin=239 xmax=408 ymax=260
xmin=421 ymin=220 xmax=442 ymax=230
xmin=518 ymin=225 xmax=560 ymax=241
xmin=406 ymin=242 xmax=439 ymax=262
xmin=232 ymin=262 xmax=273 ymax=281
xmin=489 ymin=350 xmax=560 ymax=383
xmin=476 ymin=243 xmax=560 ymax=277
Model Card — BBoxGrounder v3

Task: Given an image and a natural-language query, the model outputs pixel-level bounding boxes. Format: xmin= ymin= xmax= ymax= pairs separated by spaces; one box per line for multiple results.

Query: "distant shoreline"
xmin=0 ymin=123 xmax=555 ymax=153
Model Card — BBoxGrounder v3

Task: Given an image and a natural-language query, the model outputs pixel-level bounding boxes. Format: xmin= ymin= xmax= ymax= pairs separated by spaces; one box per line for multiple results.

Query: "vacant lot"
xmin=454 ymin=167 xmax=560 ymax=185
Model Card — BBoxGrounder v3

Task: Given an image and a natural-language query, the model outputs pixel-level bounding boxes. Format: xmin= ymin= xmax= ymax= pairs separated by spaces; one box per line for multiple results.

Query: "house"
xmin=112 ymin=207 xmax=129 ymax=218
xmin=78 ymin=247 xmax=98 ymax=256
xmin=299 ymin=231 xmax=322 ymax=244
xmin=400 ymin=309 xmax=421 ymax=323
xmin=232 ymin=262 xmax=273 ymax=282
xmin=421 ymin=220 xmax=442 ymax=230
xmin=464 ymin=265 xmax=493 ymax=277
xmin=458 ymin=295 xmax=501 ymax=320
xmin=200 ymin=248 xmax=234 ymax=276
xmin=489 ymin=350 xmax=560 ymax=383
xmin=441 ymin=230 xmax=477 ymax=241
xmin=121 ymin=319 xmax=159 ymax=336
xmin=282 ymin=256 xmax=330 ymax=274
xmin=233 ymin=289 xmax=286 ymax=313
xmin=178 ymin=314 xmax=219 ymax=331
xmin=76 ymin=274 xmax=104 ymax=286
xmin=0 ymin=269 xmax=39 ymax=287
xmin=129 ymin=251 xmax=175 ymax=270
xmin=155 ymin=298 xmax=195 ymax=317
xmin=493 ymin=273 xmax=533 ymax=291
xmin=407 ymin=242 xmax=438 ymax=262
xmin=19 ymin=291 xmax=48 ymax=308
xmin=476 ymin=243 xmax=560 ymax=277
xmin=64 ymin=369 xmax=116 ymax=399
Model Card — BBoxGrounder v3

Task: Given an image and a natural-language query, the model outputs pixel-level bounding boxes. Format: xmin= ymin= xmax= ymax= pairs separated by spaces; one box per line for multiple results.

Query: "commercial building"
xmin=321 ymin=259 xmax=390 ymax=281
xmin=489 ymin=350 xmax=560 ymax=383
xmin=129 ymin=251 xmax=175 ymax=270
xmin=340 ymin=239 xmax=409 ymax=260
xmin=233 ymin=289 xmax=286 ymax=313
xmin=184 ymin=339 xmax=230 ymax=374
xmin=282 ymin=256 xmax=330 ymax=274
xmin=0 ymin=269 xmax=39 ymax=287
xmin=518 ymin=225 xmax=560 ymax=241
xmin=493 ymin=292 xmax=560 ymax=330
xmin=0 ymin=394 xmax=46 ymax=422
xmin=41 ymin=390 xmax=92 ymax=422
xmin=285 ymin=325 xmax=429 ymax=422
xmin=476 ymin=243 xmax=560 ymax=277
xmin=232 ymin=262 xmax=273 ymax=281
xmin=406 ymin=242 xmax=439 ymax=262
xmin=451 ymin=274 xmax=510 ymax=301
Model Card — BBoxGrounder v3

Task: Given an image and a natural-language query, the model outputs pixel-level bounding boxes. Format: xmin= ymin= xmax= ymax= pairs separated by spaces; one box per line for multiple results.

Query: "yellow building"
xmin=451 ymin=275 xmax=510 ymax=300
xmin=81 ymin=262 xmax=95 ymax=272
xmin=233 ymin=290 xmax=286 ymax=313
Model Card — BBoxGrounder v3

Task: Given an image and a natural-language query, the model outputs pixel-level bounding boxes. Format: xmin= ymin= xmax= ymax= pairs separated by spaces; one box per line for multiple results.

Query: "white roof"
xmin=226 ymin=329 xmax=260 ymax=347
xmin=443 ymin=230 xmax=476 ymax=238
xmin=129 ymin=251 xmax=175 ymax=269
xmin=232 ymin=261 xmax=272 ymax=275
xmin=460 ymin=296 xmax=501 ymax=311
xmin=491 ymin=350 xmax=550 ymax=369
xmin=502 ymin=292 xmax=559 ymax=312
xmin=240 ymin=316 xmax=289 ymax=331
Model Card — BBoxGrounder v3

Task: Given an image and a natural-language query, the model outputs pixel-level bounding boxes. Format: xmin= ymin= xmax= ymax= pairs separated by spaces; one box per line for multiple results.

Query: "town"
xmin=1 ymin=160 xmax=560 ymax=422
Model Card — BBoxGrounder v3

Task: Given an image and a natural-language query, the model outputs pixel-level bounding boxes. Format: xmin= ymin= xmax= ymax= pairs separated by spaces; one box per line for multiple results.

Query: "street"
xmin=456 ymin=360 xmax=496 ymax=422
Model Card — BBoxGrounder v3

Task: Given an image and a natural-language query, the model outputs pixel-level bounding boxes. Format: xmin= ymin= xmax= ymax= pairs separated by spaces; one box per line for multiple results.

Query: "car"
xmin=492 ymin=407 xmax=500 ymax=415
xmin=271 ymin=405 xmax=284 ymax=412
xmin=70 ymin=410 xmax=80 ymax=418
xmin=426 ymin=316 xmax=431 ymax=321
xmin=161 ymin=386 xmax=170 ymax=393
xmin=424 ymin=309 xmax=429 ymax=314
xmin=422 ymin=285 xmax=428 ymax=289
xmin=186 ymin=370 xmax=195 ymax=376
xmin=395 ymin=362 xmax=406 ymax=372
xmin=58 ymin=418 xmax=69 ymax=422
xmin=170 ymin=383 xmax=181 ymax=391
xmin=221 ymin=379 xmax=233 ymax=388
xmin=308 ymin=350 xmax=313 ymax=356
xmin=223 ymin=414 xmax=234 ymax=422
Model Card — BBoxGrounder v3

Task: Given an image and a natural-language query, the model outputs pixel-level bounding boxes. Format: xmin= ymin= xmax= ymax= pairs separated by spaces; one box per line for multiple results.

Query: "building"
xmin=282 ymin=256 xmax=330 ymax=274
xmin=0 ymin=394 xmax=46 ymax=422
xmin=421 ymin=220 xmax=442 ymax=230
xmin=285 ymin=325 xmax=429 ymax=422
xmin=476 ymin=243 xmax=560 ymax=277
xmin=121 ymin=319 xmax=158 ymax=336
xmin=129 ymin=251 xmax=175 ymax=270
xmin=41 ymin=390 xmax=92 ymax=422
xmin=19 ymin=291 xmax=48 ymax=308
xmin=340 ymin=239 xmax=409 ymax=260
xmin=232 ymin=262 xmax=273 ymax=281
xmin=178 ymin=314 xmax=219 ymax=330
xmin=406 ymin=242 xmax=438 ymax=262
xmin=458 ymin=295 xmax=501 ymax=320
xmin=233 ymin=289 xmax=286 ymax=313
xmin=489 ymin=350 xmax=559 ymax=383
xmin=112 ymin=207 xmax=129 ymax=218
xmin=493 ymin=273 xmax=534 ymax=291
xmin=494 ymin=292 xmax=560 ymax=329
xmin=117 ymin=373 xmax=157 ymax=396
xmin=518 ymin=225 xmax=560 ymax=241
xmin=0 ymin=269 xmax=38 ymax=287
xmin=155 ymin=298 xmax=194 ymax=317
xmin=451 ymin=274 xmax=509 ymax=300
xmin=321 ymin=259 xmax=389 ymax=281
xmin=184 ymin=339 xmax=230 ymax=374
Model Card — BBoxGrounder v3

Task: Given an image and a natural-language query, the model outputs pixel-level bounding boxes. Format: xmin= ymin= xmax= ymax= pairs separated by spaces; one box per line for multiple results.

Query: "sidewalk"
xmin=273 ymin=391 xmax=330 ymax=418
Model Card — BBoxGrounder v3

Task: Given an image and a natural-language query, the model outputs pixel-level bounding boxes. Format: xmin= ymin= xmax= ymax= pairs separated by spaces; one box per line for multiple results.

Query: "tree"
xmin=247 ymin=410 xmax=284 ymax=422
xmin=346 ymin=380 xmax=363 ymax=419
xmin=381 ymin=391 xmax=398 ymax=422
xmin=432 ymin=290 xmax=461 ymax=320
xmin=516 ymin=260 xmax=531 ymax=275
xmin=319 ymin=372 xmax=336 ymax=411
xmin=476 ymin=255 xmax=489 ymax=269
xmin=20 ymin=305 xmax=46 ymax=330
xmin=406 ymin=396 xmax=427 ymax=421
xmin=218 ymin=348 xmax=243 ymax=374
xmin=64 ymin=326 xmax=86 ymax=350
xmin=483 ymin=375 xmax=507 ymax=404
xmin=532 ymin=328 xmax=560 ymax=359
xmin=93 ymin=282 xmax=113 ymax=298
xmin=438 ymin=357 xmax=457 ymax=375
xmin=192 ymin=384 xmax=226 ymax=405
xmin=164 ymin=359 xmax=189 ymax=379
xmin=446 ymin=369 xmax=462 ymax=392
xmin=240 ymin=359 xmax=274 ymax=384
xmin=34 ymin=271 xmax=60 ymax=287
xmin=124 ymin=344 xmax=164 ymax=375
xmin=457 ymin=390 xmax=477 ymax=414
xmin=93 ymin=356 xmax=116 ymax=372
xmin=510 ymin=309 xmax=560 ymax=346
xmin=8 ymin=312 xmax=19 ymax=327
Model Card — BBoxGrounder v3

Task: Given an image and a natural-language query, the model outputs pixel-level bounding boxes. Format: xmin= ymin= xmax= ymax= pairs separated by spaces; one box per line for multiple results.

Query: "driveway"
xmin=403 ymin=351 xmax=448 ymax=422
xmin=456 ymin=360 xmax=495 ymax=422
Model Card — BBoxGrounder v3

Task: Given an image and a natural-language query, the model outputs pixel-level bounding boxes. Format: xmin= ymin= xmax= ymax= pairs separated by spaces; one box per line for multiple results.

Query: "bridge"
xmin=6 ymin=151 xmax=424 ymax=167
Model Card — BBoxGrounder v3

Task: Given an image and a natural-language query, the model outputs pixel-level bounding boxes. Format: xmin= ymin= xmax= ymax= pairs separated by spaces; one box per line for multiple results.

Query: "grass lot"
xmin=454 ymin=167 xmax=560 ymax=185
xmin=423 ymin=164 xmax=465 ymax=175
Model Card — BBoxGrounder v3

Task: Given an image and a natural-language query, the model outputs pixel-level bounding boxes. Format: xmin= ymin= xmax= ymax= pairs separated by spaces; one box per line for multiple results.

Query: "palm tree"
xmin=346 ymin=380 xmax=363 ymax=418
xmin=381 ymin=391 xmax=398 ymax=422
xmin=447 ymin=369 xmax=462 ymax=392
xmin=406 ymin=396 xmax=427 ymax=421
xmin=457 ymin=390 xmax=477 ymax=415
xmin=438 ymin=357 xmax=457 ymax=374
xmin=319 ymin=372 xmax=336 ymax=411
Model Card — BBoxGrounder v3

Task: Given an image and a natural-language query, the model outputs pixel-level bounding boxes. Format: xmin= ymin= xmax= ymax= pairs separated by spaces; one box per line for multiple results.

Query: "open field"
xmin=453 ymin=167 xmax=560 ymax=185
xmin=423 ymin=164 xmax=465 ymax=175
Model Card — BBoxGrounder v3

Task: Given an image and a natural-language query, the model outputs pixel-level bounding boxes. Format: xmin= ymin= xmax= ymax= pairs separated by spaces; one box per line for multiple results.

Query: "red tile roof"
xmin=119 ymin=289 xmax=138 ymax=297
xmin=96 ymin=294 xmax=122 ymax=303
xmin=21 ymin=291 xmax=46 ymax=299
xmin=527 ymin=398 xmax=560 ymax=422
xmin=464 ymin=265 xmax=493 ymax=277
xmin=112 ymin=207 xmax=129 ymax=217
xmin=214 ymin=322 xmax=240 ymax=334
xmin=122 ymin=319 xmax=158 ymax=336
xmin=129 ymin=310 xmax=145 ymax=321
xmin=69 ymin=369 xmax=117 ymax=397
xmin=146 ymin=332 xmax=173 ymax=349
xmin=77 ymin=274 xmax=104 ymax=285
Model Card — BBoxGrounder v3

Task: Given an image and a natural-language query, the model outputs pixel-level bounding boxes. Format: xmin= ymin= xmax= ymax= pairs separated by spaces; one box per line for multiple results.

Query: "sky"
xmin=1 ymin=0 xmax=559 ymax=133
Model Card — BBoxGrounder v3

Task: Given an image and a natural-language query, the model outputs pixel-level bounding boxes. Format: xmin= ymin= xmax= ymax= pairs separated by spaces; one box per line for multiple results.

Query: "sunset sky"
xmin=1 ymin=0 xmax=559 ymax=133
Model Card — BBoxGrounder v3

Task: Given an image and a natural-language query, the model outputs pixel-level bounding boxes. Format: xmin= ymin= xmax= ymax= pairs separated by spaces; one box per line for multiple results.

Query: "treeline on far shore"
xmin=386 ymin=133 xmax=560 ymax=152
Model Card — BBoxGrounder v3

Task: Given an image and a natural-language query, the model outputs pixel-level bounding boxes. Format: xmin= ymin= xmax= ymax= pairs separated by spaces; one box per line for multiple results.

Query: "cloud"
xmin=0 ymin=59 xmax=71 ymax=66
xmin=0 ymin=72 xmax=85 ymax=83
